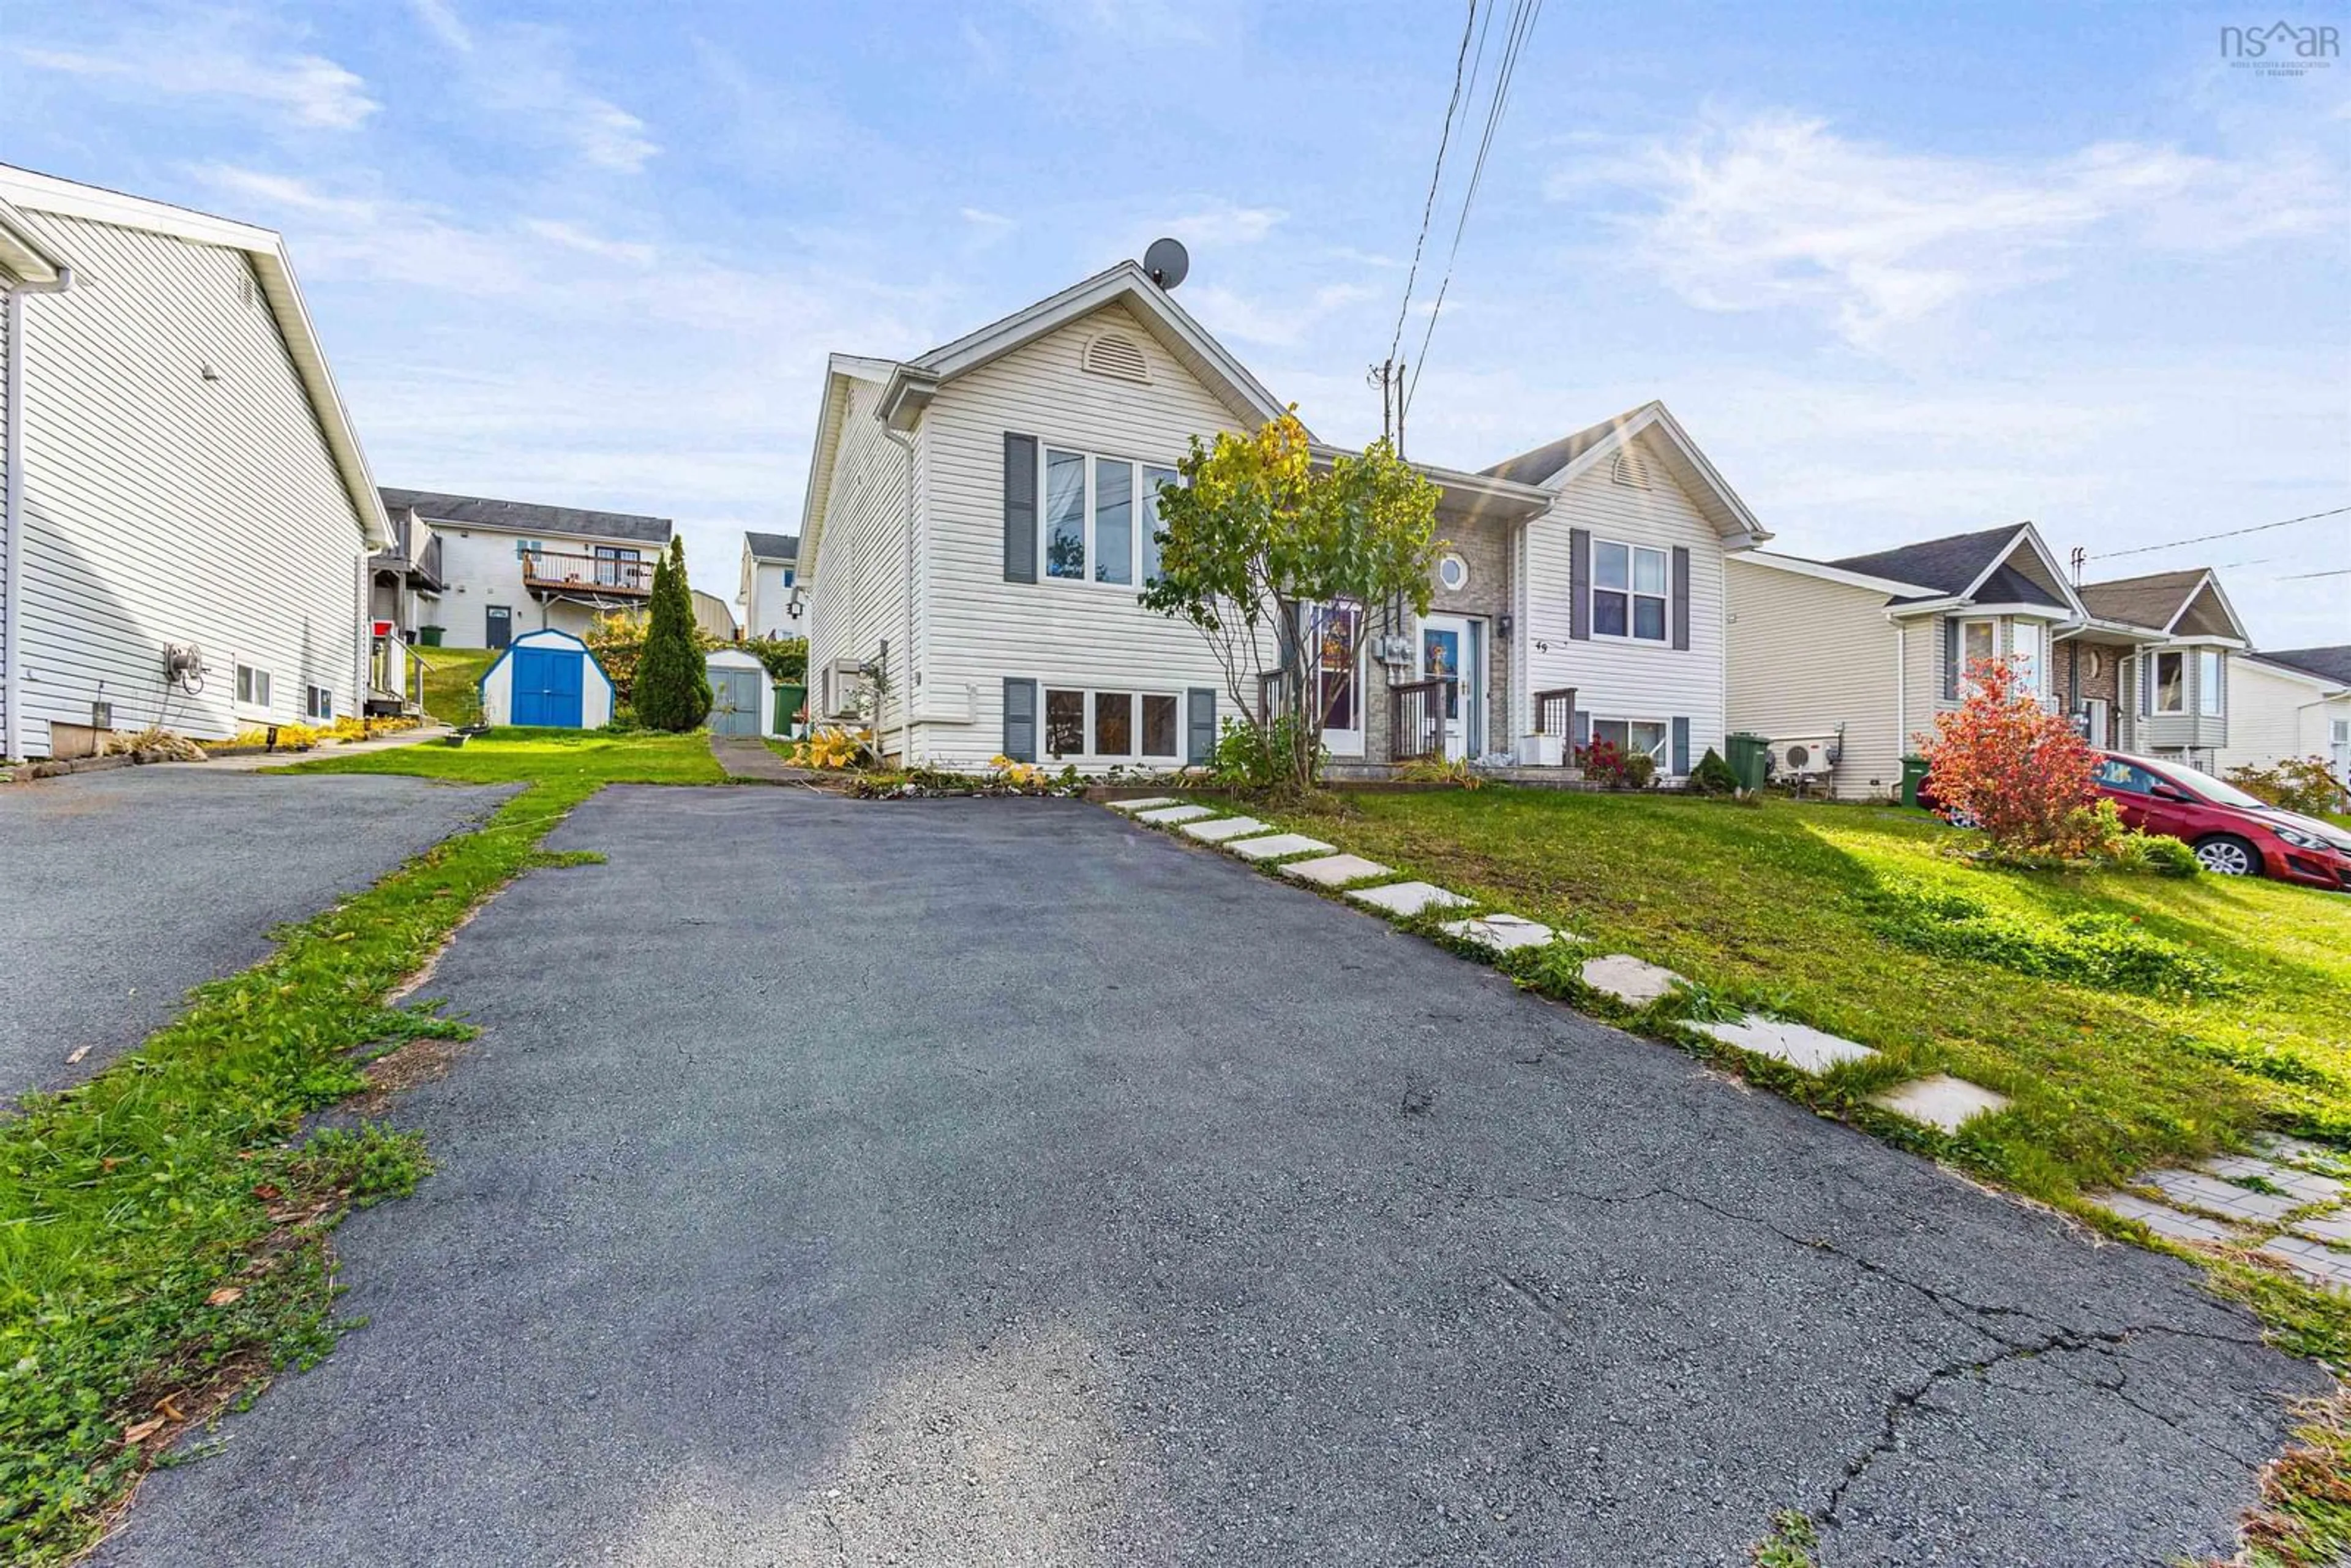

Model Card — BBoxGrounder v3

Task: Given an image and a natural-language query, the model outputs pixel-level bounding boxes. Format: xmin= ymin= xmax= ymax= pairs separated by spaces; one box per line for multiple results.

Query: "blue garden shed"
xmin=478 ymin=628 xmax=615 ymax=729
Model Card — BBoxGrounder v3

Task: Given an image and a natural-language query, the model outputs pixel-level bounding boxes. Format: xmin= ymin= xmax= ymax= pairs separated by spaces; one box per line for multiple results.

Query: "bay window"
xmin=1594 ymin=541 xmax=1670 ymax=642
xmin=2010 ymin=622 xmax=2044 ymax=694
xmin=2197 ymin=650 xmax=2224 ymax=717
xmin=2152 ymin=650 xmax=2185 ymax=713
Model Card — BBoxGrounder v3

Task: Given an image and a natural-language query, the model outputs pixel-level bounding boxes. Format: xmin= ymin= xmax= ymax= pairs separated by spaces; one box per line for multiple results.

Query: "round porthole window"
xmin=2084 ymin=650 xmax=2103 ymax=680
xmin=1438 ymin=552 xmax=1469 ymax=591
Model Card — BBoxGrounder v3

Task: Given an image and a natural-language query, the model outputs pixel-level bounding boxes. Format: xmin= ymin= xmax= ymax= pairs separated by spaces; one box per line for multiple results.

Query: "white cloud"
xmin=1573 ymin=113 xmax=2340 ymax=351
xmin=1183 ymin=280 xmax=1378 ymax=348
xmin=1161 ymin=201 xmax=1287 ymax=247
xmin=520 ymin=218 xmax=656 ymax=266
xmin=405 ymin=0 xmax=657 ymax=173
xmin=13 ymin=31 xmax=377 ymax=130
xmin=960 ymin=207 xmax=1017 ymax=247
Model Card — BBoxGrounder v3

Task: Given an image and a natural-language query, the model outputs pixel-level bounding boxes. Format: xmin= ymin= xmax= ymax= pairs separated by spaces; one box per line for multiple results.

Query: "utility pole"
xmin=1394 ymin=359 xmax=1407 ymax=456
xmin=1367 ymin=359 xmax=1396 ymax=443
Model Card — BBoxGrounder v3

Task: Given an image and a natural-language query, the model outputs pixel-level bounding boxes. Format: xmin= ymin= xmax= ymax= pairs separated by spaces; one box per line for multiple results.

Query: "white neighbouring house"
xmin=373 ymin=489 xmax=673 ymax=654
xmin=738 ymin=530 xmax=800 ymax=639
xmin=0 ymin=165 xmax=391 ymax=759
xmin=2218 ymin=646 xmax=2351 ymax=791
xmin=793 ymin=261 xmax=1769 ymax=775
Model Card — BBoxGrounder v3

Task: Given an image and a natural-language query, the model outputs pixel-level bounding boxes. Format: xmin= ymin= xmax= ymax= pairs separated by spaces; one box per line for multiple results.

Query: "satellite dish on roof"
xmin=1143 ymin=236 xmax=1190 ymax=290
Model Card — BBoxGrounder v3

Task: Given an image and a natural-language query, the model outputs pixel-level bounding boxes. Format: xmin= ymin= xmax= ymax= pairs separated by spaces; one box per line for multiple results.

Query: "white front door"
xmin=1417 ymin=614 xmax=1483 ymax=762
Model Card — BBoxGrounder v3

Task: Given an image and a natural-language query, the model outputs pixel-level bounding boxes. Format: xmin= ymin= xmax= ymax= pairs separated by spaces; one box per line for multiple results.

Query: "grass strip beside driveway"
xmin=0 ymin=778 xmax=601 ymax=1562
xmin=274 ymin=726 xmax=727 ymax=787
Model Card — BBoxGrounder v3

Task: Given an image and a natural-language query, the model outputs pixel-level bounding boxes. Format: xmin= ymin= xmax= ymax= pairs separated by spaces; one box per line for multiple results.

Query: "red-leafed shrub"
xmin=1919 ymin=656 xmax=2114 ymax=862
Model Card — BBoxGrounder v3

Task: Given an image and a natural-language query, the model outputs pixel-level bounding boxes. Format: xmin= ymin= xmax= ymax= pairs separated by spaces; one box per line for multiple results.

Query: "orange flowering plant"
xmin=1918 ymin=656 xmax=2118 ymax=862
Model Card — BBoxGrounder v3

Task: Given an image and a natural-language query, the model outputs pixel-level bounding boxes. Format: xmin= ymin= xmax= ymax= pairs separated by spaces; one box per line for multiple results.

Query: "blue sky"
xmin=4 ymin=1 xmax=2346 ymax=643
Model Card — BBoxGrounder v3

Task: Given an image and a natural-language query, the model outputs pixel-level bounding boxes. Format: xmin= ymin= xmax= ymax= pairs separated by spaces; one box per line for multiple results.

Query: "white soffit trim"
xmin=0 ymin=195 xmax=66 ymax=284
xmin=0 ymin=164 xmax=391 ymax=550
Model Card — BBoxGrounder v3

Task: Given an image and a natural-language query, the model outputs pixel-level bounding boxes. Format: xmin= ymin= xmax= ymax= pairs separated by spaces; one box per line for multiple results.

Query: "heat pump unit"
xmin=1772 ymin=733 xmax=1840 ymax=776
xmin=825 ymin=658 xmax=868 ymax=719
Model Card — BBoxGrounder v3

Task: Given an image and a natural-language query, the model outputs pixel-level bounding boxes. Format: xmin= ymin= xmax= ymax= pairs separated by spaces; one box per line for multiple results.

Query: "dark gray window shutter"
xmin=1187 ymin=688 xmax=1217 ymax=765
xmin=1670 ymin=546 xmax=1692 ymax=651
xmin=1941 ymin=617 xmax=1960 ymax=701
xmin=1003 ymin=434 xmax=1037 ymax=583
xmin=1671 ymin=716 xmax=1690 ymax=775
xmin=1002 ymin=678 xmax=1037 ymax=762
xmin=1569 ymin=528 xmax=1592 ymax=641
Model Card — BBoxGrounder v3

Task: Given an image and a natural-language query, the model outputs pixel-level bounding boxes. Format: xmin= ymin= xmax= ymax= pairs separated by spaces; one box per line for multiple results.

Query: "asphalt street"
xmin=96 ymin=787 xmax=2327 ymax=1566
xmin=0 ymin=767 xmax=516 ymax=1098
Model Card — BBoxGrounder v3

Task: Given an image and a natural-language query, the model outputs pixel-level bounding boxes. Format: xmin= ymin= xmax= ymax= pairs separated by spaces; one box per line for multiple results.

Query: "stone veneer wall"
xmin=1360 ymin=514 xmax=1516 ymax=762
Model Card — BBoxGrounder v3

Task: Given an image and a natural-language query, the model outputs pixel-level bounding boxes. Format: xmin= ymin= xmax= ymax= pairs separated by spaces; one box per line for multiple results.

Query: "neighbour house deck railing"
xmin=1389 ymin=677 xmax=1452 ymax=763
xmin=522 ymin=549 xmax=654 ymax=596
xmin=1531 ymin=686 xmax=1579 ymax=740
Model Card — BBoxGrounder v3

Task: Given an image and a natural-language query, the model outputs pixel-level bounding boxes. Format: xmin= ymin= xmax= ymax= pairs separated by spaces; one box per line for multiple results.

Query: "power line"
xmin=2084 ymin=503 xmax=2351 ymax=561
xmin=1404 ymin=0 xmax=1543 ymax=421
xmin=1387 ymin=1 xmax=1480 ymax=372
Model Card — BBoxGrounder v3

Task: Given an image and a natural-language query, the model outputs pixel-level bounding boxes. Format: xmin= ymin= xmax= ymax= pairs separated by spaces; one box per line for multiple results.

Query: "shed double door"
xmin=710 ymin=667 xmax=762 ymax=737
xmin=510 ymin=647 xmax=584 ymax=727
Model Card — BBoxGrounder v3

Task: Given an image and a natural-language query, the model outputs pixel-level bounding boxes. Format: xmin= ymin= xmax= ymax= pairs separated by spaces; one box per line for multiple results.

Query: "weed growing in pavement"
xmin=0 ymin=779 xmax=597 ymax=1562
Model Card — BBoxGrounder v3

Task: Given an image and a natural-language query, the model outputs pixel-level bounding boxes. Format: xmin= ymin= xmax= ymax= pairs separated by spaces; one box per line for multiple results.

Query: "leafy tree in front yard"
xmin=632 ymin=538 xmax=713 ymax=732
xmin=1139 ymin=410 xmax=1442 ymax=793
xmin=1918 ymin=656 xmax=2111 ymax=862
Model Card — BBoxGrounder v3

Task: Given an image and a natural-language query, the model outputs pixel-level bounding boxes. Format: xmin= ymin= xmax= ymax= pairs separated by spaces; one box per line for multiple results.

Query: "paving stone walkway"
xmin=2088 ymin=1138 xmax=2351 ymax=1290
xmin=1102 ymin=793 xmax=2349 ymax=1294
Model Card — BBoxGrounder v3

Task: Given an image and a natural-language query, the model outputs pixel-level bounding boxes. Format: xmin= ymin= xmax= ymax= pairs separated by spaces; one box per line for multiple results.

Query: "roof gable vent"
xmin=1611 ymin=449 xmax=1654 ymax=490
xmin=1082 ymin=331 xmax=1150 ymax=384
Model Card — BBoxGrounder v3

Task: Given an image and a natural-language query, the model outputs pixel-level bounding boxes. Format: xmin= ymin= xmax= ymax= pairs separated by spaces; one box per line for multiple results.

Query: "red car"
xmin=1919 ymin=751 xmax=2351 ymax=890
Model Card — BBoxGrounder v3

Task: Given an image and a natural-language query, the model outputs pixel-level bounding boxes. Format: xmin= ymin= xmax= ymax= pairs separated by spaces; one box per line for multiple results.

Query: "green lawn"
xmin=276 ymin=727 xmax=726 ymax=787
xmin=413 ymin=647 xmax=500 ymax=725
xmin=1271 ymin=787 xmax=2350 ymax=1199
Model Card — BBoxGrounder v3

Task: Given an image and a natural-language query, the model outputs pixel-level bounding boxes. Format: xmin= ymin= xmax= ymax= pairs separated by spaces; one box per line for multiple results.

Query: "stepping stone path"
xmin=1870 ymin=1073 xmax=2012 ymax=1133
xmin=1181 ymin=815 xmax=1272 ymax=842
xmin=1696 ymin=1017 xmax=1878 ymax=1075
xmin=2088 ymin=1142 xmax=2351 ymax=1290
xmin=1348 ymin=881 xmax=1474 ymax=918
xmin=1106 ymin=797 xmax=1180 ymax=813
xmin=1134 ymin=804 xmax=1217 ymax=825
xmin=1228 ymin=832 xmax=1334 ymax=861
xmin=1580 ymin=955 xmax=1682 ymax=1006
xmin=1439 ymin=913 xmax=1562 ymax=953
xmin=1280 ymin=853 xmax=1395 ymax=888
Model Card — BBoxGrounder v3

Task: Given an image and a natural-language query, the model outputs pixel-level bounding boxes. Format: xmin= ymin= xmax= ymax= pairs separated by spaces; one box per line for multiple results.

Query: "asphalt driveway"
xmin=0 ymin=768 xmax=516 ymax=1098
xmin=99 ymin=788 xmax=2325 ymax=1566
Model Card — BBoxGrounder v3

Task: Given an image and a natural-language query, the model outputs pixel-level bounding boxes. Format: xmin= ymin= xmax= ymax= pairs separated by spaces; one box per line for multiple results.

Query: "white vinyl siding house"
xmin=738 ymin=530 xmax=800 ymax=639
xmin=2217 ymin=652 xmax=2351 ymax=787
xmin=910 ymin=303 xmax=1246 ymax=769
xmin=797 ymin=268 xmax=1758 ymax=776
xmin=0 ymin=167 xmax=387 ymax=759
xmin=375 ymin=490 xmax=672 ymax=653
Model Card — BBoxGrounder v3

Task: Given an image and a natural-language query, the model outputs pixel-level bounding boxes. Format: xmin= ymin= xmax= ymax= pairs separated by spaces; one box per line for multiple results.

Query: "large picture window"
xmin=1591 ymin=718 xmax=1668 ymax=763
xmin=1594 ymin=541 xmax=1669 ymax=642
xmin=2010 ymin=621 xmax=2044 ymax=694
xmin=1035 ymin=449 xmax=1181 ymax=587
xmin=1043 ymin=687 xmax=1183 ymax=761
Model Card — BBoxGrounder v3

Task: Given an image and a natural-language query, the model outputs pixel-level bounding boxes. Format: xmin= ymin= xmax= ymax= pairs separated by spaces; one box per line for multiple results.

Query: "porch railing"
xmin=1258 ymin=671 xmax=1290 ymax=725
xmin=521 ymin=549 xmax=654 ymax=596
xmin=1531 ymin=686 xmax=1579 ymax=738
xmin=1389 ymin=677 xmax=1452 ymax=763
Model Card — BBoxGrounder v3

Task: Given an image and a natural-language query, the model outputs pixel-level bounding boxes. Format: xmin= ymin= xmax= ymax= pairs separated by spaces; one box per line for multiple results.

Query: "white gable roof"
xmin=1485 ymin=401 xmax=1771 ymax=545
xmin=0 ymin=165 xmax=391 ymax=550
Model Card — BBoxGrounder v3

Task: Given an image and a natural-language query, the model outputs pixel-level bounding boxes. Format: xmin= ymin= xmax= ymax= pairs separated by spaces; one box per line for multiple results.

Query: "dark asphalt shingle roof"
xmin=744 ymin=530 xmax=801 ymax=562
xmin=2257 ymin=645 xmax=2351 ymax=686
xmin=1479 ymin=403 xmax=1654 ymax=486
xmin=2078 ymin=569 xmax=2207 ymax=631
xmin=1827 ymin=523 xmax=2028 ymax=597
xmin=380 ymin=488 xmax=672 ymax=545
xmin=1971 ymin=563 xmax=2068 ymax=609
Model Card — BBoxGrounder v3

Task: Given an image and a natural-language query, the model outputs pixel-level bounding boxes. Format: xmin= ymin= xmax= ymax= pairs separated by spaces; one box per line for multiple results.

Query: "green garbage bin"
xmin=418 ymin=625 xmax=444 ymax=648
xmin=1725 ymin=732 xmax=1770 ymax=793
xmin=773 ymin=681 xmax=806 ymax=737
xmin=1900 ymin=754 xmax=1931 ymax=808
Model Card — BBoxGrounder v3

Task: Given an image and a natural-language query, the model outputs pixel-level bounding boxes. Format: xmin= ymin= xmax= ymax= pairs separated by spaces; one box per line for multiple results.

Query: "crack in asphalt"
xmin=1494 ymin=1179 xmax=2278 ymax=1531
